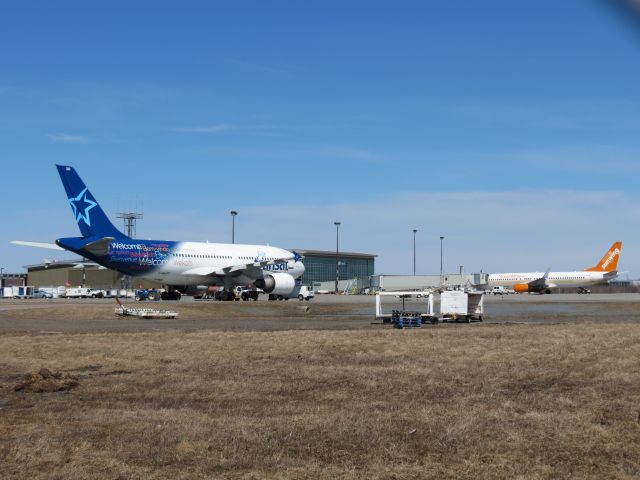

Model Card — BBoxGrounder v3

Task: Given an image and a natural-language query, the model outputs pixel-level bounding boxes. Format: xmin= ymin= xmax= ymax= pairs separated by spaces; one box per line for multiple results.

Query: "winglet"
xmin=585 ymin=241 xmax=622 ymax=273
xmin=293 ymin=251 xmax=303 ymax=262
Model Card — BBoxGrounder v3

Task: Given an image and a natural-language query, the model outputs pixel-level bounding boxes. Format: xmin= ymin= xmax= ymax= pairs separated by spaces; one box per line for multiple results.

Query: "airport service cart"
xmin=114 ymin=298 xmax=178 ymax=319
xmin=374 ymin=291 xmax=436 ymax=327
xmin=439 ymin=290 xmax=484 ymax=323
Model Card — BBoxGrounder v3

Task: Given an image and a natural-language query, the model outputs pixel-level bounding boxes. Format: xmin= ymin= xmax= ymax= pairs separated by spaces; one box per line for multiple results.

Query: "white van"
xmin=269 ymin=285 xmax=315 ymax=301
xmin=490 ymin=286 xmax=513 ymax=295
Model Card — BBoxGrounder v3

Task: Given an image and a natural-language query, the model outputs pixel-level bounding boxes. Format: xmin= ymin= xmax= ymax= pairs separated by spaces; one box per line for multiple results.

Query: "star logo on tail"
xmin=69 ymin=188 xmax=97 ymax=226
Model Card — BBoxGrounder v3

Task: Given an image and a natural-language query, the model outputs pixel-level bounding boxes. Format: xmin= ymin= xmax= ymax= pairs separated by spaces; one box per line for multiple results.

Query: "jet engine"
xmin=254 ymin=273 xmax=296 ymax=295
xmin=513 ymin=283 xmax=552 ymax=294
xmin=513 ymin=283 xmax=530 ymax=293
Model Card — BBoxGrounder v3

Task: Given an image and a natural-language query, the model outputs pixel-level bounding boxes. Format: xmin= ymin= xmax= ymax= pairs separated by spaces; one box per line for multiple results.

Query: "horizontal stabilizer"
xmin=11 ymin=240 xmax=64 ymax=251
xmin=83 ymin=237 xmax=115 ymax=256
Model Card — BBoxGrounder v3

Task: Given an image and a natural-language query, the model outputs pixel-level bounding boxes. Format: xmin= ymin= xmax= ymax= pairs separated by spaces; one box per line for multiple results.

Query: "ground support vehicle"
xmin=374 ymin=290 xmax=437 ymax=325
xmin=213 ymin=288 xmax=236 ymax=301
xmin=439 ymin=290 xmax=484 ymax=323
xmin=490 ymin=286 xmax=514 ymax=295
xmin=268 ymin=285 xmax=314 ymax=301
xmin=134 ymin=289 xmax=161 ymax=301
xmin=160 ymin=291 xmax=182 ymax=300
xmin=234 ymin=286 xmax=260 ymax=301
xmin=63 ymin=287 xmax=91 ymax=298
xmin=114 ymin=298 xmax=178 ymax=319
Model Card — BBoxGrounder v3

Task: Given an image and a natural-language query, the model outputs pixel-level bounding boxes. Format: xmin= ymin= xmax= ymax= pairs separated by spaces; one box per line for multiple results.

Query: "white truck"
xmin=64 ymin=287 xmax=91 ymax=298
xmin=269 ymin=285 xmax=315 ymax=301
xmin=489 ymin=286 xmax=514 ymax=295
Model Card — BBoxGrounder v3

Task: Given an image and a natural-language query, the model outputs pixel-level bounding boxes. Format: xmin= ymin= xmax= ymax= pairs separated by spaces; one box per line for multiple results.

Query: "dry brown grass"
xmin=1 ymin=324 xmax=640 ymax=479
xmin=0 ymin=300 xmax=354 ymax=321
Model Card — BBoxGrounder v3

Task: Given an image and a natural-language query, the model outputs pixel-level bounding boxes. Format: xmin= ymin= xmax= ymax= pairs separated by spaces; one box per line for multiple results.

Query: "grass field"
xmin=2 ymin=322 xmax=640 ymax=479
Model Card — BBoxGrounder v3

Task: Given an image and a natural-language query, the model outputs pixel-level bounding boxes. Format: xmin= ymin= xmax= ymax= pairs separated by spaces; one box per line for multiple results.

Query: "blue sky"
xmin=1 ymin=1 xmax=640 ymax=277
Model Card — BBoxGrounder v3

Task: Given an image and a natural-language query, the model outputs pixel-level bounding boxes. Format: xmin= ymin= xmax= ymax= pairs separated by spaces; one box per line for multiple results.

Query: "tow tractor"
xmin=134 ymin=289 xmax=181 ymax=301
xmin=134 ymin=289 xmax=161 ymax=301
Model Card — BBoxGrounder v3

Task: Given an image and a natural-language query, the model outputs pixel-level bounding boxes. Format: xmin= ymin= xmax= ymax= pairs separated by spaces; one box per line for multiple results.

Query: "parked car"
xmin=32 ymin=289 xmax=53 ymax=299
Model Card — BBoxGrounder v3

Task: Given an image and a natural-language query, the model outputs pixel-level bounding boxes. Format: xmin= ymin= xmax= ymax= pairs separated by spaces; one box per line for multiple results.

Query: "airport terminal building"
xmin=293 ymin=249 xmax=376 ymax=287
xmin=24 ymin=260 xmax=161 ymax=290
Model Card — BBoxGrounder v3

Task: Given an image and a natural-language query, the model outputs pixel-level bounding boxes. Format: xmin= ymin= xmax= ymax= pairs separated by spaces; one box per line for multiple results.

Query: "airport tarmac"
xmin=0 ymin=293 xmax=638 ymax=334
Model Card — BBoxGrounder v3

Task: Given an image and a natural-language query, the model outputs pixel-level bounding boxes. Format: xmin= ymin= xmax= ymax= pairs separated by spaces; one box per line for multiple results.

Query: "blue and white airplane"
xmin=13 ymin=165 xmax=305 ymax=299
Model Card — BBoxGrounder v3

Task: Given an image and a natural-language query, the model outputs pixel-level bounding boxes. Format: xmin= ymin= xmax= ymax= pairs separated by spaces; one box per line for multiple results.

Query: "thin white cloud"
xmin=46 ymin=133 xmax=91 ymax=144
xmin=170 ymin=124 xmax=237 ymax=133
xmin=169 ymin=124 xmax=280 ymax=136
xmin=313 ymin=145 xmax=383 ymax=162
xmin=6 ymin=189 xmax=638 ymax=278
xmin=450 ymin=103 xmax=640 ymax=131
xmin=233 ymin=189 xmax=637 ymax=276
xmin=509 ymin=148 xmax=640 ymax=175
xmin=225 ymin=58 xmax=292 ymax=78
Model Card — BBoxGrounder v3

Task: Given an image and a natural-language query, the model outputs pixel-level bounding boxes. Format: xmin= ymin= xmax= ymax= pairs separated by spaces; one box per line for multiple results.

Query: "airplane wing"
xmin=72 ymin=262 xmax=107 ymax=270
xmin=181 ymin=257 xmax=291 ymax=277
xmin=11 ymin=240 xmax=65 ymax=251
xmin=527 ymin=268 xmax=551 ymax=289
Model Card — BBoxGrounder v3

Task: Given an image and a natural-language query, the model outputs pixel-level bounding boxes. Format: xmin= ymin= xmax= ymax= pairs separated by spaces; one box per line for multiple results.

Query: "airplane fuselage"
xmin=488 ymin=271 xmax=614 ymax=289
xmin=56 ymin=237 xmax=304 ymax=287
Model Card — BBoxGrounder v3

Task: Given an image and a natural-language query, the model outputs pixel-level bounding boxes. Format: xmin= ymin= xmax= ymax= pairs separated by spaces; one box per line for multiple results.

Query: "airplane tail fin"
xmin=56 ymin=165 xmax=127 ymax=239
xmin=585 ymin=241 xmax=622 ymax=273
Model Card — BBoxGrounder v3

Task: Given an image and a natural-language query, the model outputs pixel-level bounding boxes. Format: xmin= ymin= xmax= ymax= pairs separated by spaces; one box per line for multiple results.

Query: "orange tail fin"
xmin=585 ymin=241 xmax=622 ymax=272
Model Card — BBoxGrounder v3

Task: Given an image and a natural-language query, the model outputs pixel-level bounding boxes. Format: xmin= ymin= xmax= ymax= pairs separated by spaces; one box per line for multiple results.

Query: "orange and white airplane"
xmin=487 ymin=241 xmax=622 ymax=294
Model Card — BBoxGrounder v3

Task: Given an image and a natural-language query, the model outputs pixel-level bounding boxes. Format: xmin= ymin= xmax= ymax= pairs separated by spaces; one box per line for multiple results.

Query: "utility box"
xmin=439 ymin=290 xmax=484 ymax=323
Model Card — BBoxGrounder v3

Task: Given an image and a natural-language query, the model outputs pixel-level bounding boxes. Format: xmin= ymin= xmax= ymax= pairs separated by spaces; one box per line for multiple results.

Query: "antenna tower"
xmin=117 ymin=212 xmax=144 ymax=238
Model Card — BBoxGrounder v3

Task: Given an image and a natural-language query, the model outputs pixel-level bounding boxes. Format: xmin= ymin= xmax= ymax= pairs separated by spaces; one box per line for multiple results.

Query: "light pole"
xmin=334 ymin=221 xmax=341 ymax=293
xmin=413 ymin=229 xmax=417 ymax=276
xmin=230 ymin=210 xmax=238 ymax=244
xmin=440 ymin=236 xmax=445 ymax=278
